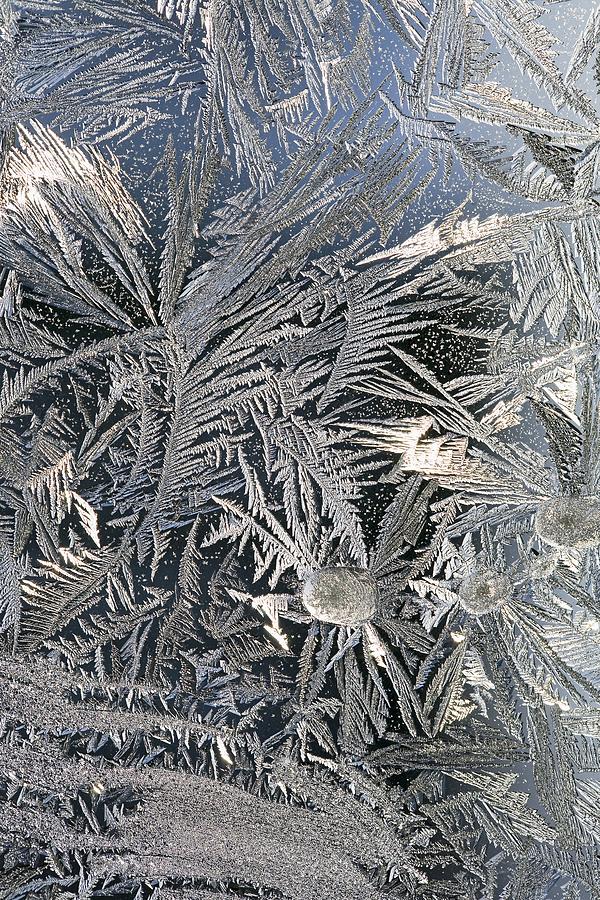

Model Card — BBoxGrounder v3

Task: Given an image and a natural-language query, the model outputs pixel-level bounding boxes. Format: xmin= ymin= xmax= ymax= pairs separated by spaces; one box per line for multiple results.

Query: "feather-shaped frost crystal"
xmin=301 ymin=566 xmax=377 ymax=625
xmin=535 ymin=496 xmax=600 ymax=549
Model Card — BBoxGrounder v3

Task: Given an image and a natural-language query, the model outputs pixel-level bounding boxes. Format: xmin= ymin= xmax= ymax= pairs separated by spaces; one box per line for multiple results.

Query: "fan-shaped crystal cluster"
xmin=534 ymin=496 xmax=600 ymax=550
xmin=301 ymin=566 xmax=377 ymax=625
xmin=458 ymin=569 xmax=511 ymax=616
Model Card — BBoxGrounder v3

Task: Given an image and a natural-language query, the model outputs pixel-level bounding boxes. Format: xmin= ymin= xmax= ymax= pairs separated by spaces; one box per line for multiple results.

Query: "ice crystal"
xmin=3 ymin=0 xmax=600 ymax=898
xmin=458 ymin=569 xmax=512 ymax=616
xmin=301 ymin=567 xmax=377 ymax=625
xmin=535 ymin=496 xmax=600 ymax=550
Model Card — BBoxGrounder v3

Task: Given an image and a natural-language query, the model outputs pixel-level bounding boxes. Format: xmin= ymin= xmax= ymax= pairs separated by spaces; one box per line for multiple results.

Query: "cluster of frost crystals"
xmin=458 ymin=569 xmax=511 ymax=616
xmin=301 ymin=566 xmax=377 ymax=625
xmin=528 ymin=551 xmax=558 ymax=580
xmin=535 ymin=496 xmax=600 ymax=550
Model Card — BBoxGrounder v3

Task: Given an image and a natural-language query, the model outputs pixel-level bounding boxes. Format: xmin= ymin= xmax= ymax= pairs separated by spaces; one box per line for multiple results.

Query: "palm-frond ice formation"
xmin=3 ymin=0 xmax=600 ymax=897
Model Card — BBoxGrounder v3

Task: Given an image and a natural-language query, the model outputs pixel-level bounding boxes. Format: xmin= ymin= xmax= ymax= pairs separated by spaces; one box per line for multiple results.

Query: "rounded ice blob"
xmin=534 ymin=496 xmax=600 ymax=550
xmin=458 ymin=568 xmax=511 ymax=616
xmin=301 ymin=566 xmax=377 ymax=626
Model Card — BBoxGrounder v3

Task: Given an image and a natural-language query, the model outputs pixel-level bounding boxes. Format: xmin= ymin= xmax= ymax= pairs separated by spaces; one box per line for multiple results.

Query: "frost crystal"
xmin=301 ymin=567 xmax=377 ymax=625
xmin=528 ymin=551 xmax=559 ymax=580
xmin=458 ymin=569 xmax=512 ymax=616
xmin=535 ymin=496 xmax=600 ymax=550
xmin=4 ymin=0 xmax=600 ymax=896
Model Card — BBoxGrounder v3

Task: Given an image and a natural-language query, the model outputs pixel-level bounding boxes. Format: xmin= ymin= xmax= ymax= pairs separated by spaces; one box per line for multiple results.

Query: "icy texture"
xmin=535 ymin=496 xmax=600 ymax=549
xmin=458 ymin=569 xmax=512 ymax=616
xmin=3 ymin=0 xmax=600 ymax=898
xmin=302 ymin=567 xmax=377 ymax=625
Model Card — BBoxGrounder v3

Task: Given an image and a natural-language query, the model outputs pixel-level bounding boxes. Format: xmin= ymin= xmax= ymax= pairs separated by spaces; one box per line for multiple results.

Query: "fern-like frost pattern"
xmin=2 ymin=0 xmax=600 ymax=898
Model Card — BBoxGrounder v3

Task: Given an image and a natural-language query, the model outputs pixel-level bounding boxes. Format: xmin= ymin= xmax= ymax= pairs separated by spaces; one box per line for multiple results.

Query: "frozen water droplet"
xmin=301 ymin=566 xmax=377 ymax=625
xmin=535 ymin=496 xmax=600 ymax=550
xmin=458 ymin=569 xmax=511 ymax=616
